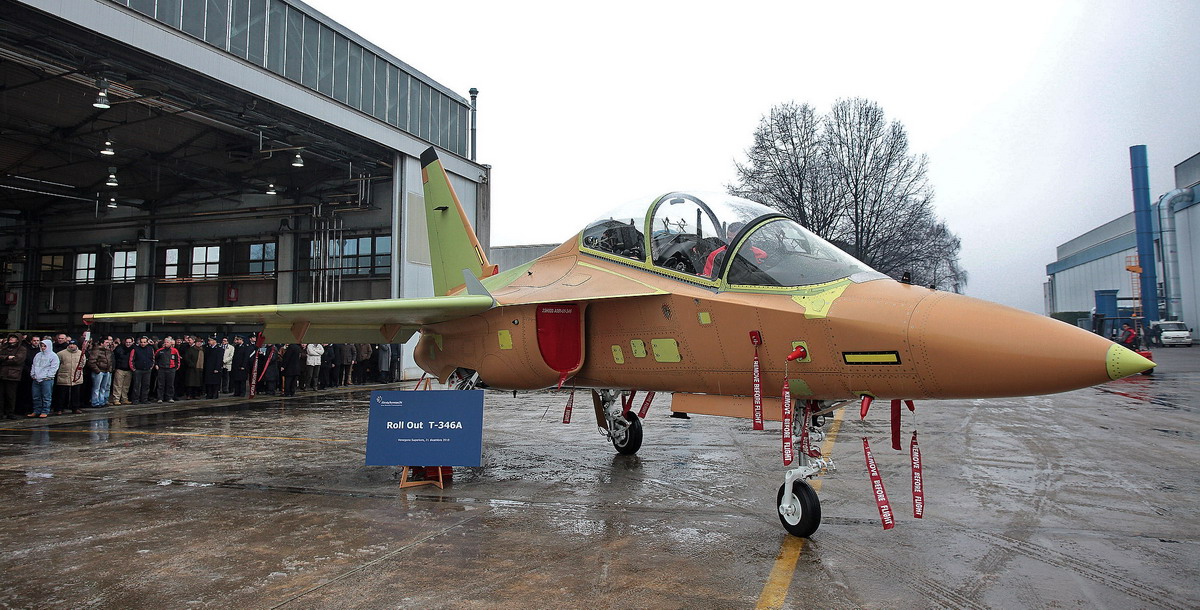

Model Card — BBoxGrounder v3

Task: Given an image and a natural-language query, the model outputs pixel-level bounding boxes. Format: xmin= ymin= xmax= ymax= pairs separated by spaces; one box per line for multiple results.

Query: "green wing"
xmin=84 ymin=295 xmax=495 ymax=344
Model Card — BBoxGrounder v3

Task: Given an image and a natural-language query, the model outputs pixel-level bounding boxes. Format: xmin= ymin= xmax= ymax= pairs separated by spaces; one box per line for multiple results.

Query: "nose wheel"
xmin=610 ymin=411 xmax=643 ymax=454
xmin=777 ymin=479 xmax=821 ymax=538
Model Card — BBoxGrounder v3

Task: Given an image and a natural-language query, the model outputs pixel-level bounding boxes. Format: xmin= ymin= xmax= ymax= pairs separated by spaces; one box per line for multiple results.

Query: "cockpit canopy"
xmin=580 ymin=192 xmax=886 ymax=288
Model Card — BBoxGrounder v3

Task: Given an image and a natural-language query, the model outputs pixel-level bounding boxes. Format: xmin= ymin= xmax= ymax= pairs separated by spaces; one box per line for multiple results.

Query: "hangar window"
xmin=247 ymin=243 xmax=276 ymax=275
xmin=74 ymin=253 xmax=97 ymax=284
xmin=265 ymin=0 xmax=286 ymax=75
xmin=347 ymin=44 xmax=362 ymax=108
xmin=40 ymin=255 xmax=67 ymax=283
xmin=204 ymin=0 xmax=229 ymax=48
xmin=156 ymin=0 xmax=182 ymax=28
xmin=302 ymin=12 xmax=320 ymax=89
xmin=374 ymin=57 xmax=388 ymax=121
xmin=181 ymin=0 xmax=205 ymax=38
xmin=191 ymin=245 xmax=221 ymax=278
xmin=318 ymin=25 xmax=335 ymax=95
xmin=230 ymin=0 xmax=250 ymax=57
xmin=162 ymin=248 xmax=180 ymax=279
xmin=113 ymin=251 xmax=137 ymax=282
xmin=284 ymin=5 xmax=303 ymax=81
xmin=332 ymin=33 xmax=349 ymax=102
xmin=247 ymin=0 xmax=267 ymax=65
xmin=360 ymin=52 xmax=376 ymax=116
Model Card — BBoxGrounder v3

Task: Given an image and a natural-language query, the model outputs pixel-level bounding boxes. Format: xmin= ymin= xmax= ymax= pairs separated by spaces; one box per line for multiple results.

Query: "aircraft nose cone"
xmin=910 ymin=292 xmax=1143 ymax=398
xmin=1106 ymin=343 xmax=1155 ymax=379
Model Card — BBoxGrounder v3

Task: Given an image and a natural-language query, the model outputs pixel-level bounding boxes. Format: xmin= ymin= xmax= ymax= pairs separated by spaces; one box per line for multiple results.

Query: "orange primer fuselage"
xmin=415 ymin=240 xmax=1122 ymax=408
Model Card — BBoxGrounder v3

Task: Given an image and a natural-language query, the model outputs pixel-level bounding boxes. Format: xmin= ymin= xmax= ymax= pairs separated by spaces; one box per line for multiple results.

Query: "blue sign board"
xmin=366 ymin=390 xmax=484 ymax=467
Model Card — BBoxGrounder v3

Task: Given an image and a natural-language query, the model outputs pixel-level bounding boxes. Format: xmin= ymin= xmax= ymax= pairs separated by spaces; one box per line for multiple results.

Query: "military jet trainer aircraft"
xmin=87 ymin=147 xmax=1155 ymax=537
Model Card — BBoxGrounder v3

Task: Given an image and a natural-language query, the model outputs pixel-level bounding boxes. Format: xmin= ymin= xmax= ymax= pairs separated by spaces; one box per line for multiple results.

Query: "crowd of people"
xmin=0 ymin=332 xmax=404 ymax=419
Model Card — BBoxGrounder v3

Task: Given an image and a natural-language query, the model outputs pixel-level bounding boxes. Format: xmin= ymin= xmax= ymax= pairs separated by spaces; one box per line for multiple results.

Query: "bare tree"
xmin=730 ymin=98 xmax=966 ymax=292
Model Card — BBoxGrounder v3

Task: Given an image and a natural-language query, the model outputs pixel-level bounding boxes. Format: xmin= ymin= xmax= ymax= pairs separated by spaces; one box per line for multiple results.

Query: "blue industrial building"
xmin=1046 ymin=150 xmax=1200 ymax=338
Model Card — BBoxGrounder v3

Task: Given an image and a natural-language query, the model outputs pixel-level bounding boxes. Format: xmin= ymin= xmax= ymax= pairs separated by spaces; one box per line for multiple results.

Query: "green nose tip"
xmin=1106 ymin=344 xmax=1155 ymax=380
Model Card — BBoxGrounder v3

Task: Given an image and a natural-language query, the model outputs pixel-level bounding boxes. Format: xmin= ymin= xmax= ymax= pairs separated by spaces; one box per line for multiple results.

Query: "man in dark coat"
xmin=257 ymin=344 xmax=280 ymax=395
xmin=229 ymin=336 xmax=253 ymax=397
xmin=281 ymin=344 xmax=303 ymax=396
xmin=319 ymin=343 xmax=336 ymax=390
xmin=0 ymin=334 xmax=28 ymax=419
xmin=181 ymin=336 xmax=204 ymax=399
xmin=338 ymin=343 xmax=355 ymax=385
xmin=202 ymin=336 xmax=224 ymax=399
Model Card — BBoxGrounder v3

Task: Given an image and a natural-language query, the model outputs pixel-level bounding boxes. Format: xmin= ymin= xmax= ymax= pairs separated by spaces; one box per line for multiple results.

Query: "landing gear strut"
xmin=776 ymin=404 xmax=836 ymax=537
xmin=593 ymin=389 xmax=643 ymax=455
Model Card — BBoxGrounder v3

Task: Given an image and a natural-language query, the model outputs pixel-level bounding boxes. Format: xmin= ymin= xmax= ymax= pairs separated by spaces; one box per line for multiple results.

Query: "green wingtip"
xmin=1106 ymin=344 xmax=1155 ymax=380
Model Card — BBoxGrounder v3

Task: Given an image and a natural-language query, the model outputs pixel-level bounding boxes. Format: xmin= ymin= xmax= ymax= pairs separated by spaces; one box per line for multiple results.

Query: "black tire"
xmin=1142 ymin=367 xmax=1155 ymax=375
xmin=777 ymin=480 xmax=821 ymax=537
xmin=612 ymin=411 xmax=643 ymax=455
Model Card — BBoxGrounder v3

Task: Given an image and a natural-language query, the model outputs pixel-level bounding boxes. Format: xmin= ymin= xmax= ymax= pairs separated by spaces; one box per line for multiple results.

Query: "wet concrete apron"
xmin=0 ymin=349 xmax=1197 ymax=608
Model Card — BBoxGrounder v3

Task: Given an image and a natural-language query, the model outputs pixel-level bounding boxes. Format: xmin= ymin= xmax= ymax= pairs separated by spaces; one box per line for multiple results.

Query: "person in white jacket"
xmin=29 ymin=339 xmax=57 ymax=418
xmin=220 ymin=337 xmax=234 ymax=393
xmin=303 ymin=343 xmax=324 ymax=391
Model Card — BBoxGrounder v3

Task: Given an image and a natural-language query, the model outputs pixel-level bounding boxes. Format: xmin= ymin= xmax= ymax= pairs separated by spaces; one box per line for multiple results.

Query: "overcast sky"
xmin=305 ymin=0 xmax=1200 ymax=313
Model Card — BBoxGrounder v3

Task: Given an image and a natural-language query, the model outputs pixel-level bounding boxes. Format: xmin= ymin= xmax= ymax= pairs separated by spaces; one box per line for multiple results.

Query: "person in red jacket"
xmin=1120 ymin=323 xmax=1139 ymax=350
xmin=153 ymin=336 xmax=181 ymax=403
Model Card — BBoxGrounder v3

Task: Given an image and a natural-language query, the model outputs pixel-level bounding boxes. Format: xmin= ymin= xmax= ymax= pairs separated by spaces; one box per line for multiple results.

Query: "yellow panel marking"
xmin=497 ymin=329 xmax=513 ymax=350
xmin=787 ymin=378 xmax=812 ymax=396
xmin=630 ymin=339 xmax=648 ymax=358
xmin=790 ymin=279 xmax=852 ymax=319
xmin=611 ymin=345 xmax=625 ymax=364
xmin=789 ymin=341 xmax=811 ymax=363
xmin=755 ymin=407 xmax=845 ymax=608
xmin=431 ymin=334 xmax=443 ymax=351
xmin=698 ymin=312 xmax=712 ymax=325
xmin=650 ymin=338 xmax=682 ymax=362
xmin=843 ymin=352 xmax=900 ymax=364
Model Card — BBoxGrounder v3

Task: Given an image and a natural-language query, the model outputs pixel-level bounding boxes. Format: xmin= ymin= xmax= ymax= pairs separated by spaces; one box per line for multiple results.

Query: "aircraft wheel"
xmin=611 ymin=411 xmax=643 ymax=455
xmin=777 ymin=480 xmax=821 ymax=538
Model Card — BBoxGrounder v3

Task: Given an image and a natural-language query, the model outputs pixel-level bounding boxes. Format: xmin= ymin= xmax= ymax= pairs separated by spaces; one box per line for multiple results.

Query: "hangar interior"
xmin=0 ymin=0 xmax=489 ymax=370
xmin=1046 ymin=150 xmax=1200 ymax=334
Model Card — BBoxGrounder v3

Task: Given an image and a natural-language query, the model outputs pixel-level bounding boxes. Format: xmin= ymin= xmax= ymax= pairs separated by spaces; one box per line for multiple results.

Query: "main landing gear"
xmin=776 ymin=407 xmax=835 ymax=537
xmin=593 ymin=389 xmax=643 ymax=455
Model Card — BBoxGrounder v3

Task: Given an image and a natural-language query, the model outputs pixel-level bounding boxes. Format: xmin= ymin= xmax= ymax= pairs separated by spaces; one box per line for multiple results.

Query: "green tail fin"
xmin=420 ymin=147 xmax=497 ymax=296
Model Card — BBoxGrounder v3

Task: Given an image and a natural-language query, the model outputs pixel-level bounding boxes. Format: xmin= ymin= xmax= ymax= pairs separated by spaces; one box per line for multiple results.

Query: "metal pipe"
xmin=469 ymin=88 xmax=479 ymax=161
xmin=1157 ymin=187 xmax=1195 ymax=320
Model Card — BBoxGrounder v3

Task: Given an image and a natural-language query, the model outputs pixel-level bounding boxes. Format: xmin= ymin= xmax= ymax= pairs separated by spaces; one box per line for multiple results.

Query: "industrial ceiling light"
xmin=100 ymin=135 xmax=115 ymax=156
xmin=105 ymin=167 xmax=118 ymax=188
xmin=107 ymin=196 xmax=118 ymax=209
xmin=266 ymin=183 xmax=277 ymax=195
xmin=93 ymin=78 xmax=111 ymax=109
xmin=291 ymin=152 xmax=305 ymax=167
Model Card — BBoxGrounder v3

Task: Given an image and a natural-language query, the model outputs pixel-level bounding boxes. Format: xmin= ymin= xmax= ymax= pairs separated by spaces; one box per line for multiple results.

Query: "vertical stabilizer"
xmin=420 ymin=147 xmax=498 ymax=296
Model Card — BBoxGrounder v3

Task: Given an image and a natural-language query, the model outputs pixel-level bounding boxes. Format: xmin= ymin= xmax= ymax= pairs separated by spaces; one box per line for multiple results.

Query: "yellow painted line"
xmin=0 ymin=428 xmax=353 ymax=443
xmin=755 ymin=407 xmax=845 ymax=609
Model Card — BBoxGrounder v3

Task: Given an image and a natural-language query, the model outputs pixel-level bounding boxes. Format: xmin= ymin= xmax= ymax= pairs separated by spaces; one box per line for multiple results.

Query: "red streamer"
xmin=891 ymin=399 xmax=902 ymax=450
xmin=751 ymin=348 xmax=764 ymax=430
xmin=781 ymin=382 xmax=794 ymax=465
xmin=562 ymin=389 xmax=575 ymax=424
xmin=911 ymin=431 xmax=924 ymax=518
xmin=863 ymin=437 xmax=896 ymax=530
xmin=638 ymin=391 xmax=655 ymax=419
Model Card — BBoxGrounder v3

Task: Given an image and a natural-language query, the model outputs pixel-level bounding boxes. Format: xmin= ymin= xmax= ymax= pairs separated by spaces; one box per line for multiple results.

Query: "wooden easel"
xmin=398 ymin=373 xmax=445 ymax=489
xmin=398 ymin=465 xmax=445 ymax=489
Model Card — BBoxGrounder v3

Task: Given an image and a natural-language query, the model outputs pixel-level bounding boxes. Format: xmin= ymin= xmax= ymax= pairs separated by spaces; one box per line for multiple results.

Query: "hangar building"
xmin=0 ymin=0 xmax=490 ymax=375
xmin=1045 ymin=151 xmax=1200 ymax=336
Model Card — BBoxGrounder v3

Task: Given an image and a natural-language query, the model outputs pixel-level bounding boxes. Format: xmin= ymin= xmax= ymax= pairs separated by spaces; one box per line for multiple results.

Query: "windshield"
xmin=1159 ymin=322 xmax=1187 ymax=331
